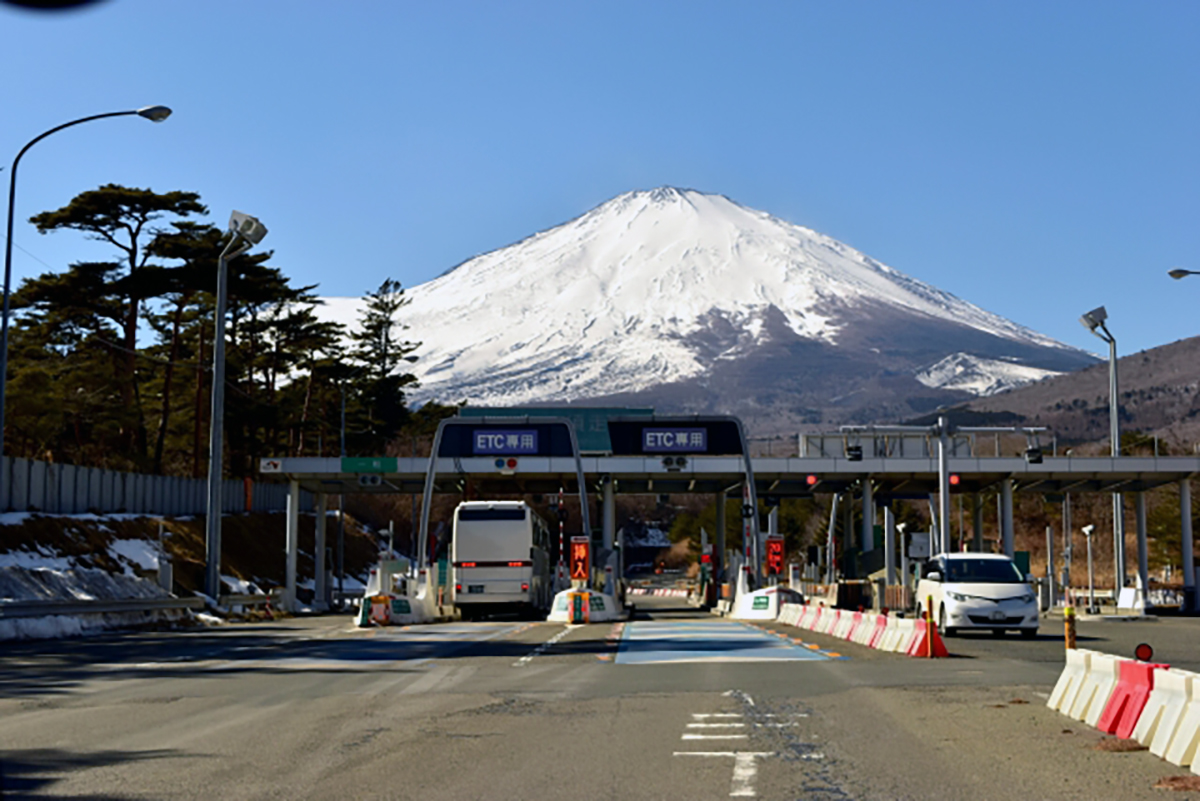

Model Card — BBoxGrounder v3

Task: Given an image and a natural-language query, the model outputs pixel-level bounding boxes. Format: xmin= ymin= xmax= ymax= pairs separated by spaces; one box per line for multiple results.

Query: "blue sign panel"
xmin=473 ymin=429 xmax=539 ymax=455
xmin=642 ymin=428 xmax=707 ymax=453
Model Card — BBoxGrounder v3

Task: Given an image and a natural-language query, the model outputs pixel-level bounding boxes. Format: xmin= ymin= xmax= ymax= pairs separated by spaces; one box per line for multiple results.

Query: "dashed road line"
xmin=682 ymin=733 xmax=750 ymax=740
xmin=512 ymin=625 xmax=572 ymax=667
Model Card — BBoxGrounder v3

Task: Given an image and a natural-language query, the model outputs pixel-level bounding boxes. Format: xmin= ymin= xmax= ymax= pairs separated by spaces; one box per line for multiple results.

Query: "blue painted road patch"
xmin=615 ymin=620 xmax=831 ymax=665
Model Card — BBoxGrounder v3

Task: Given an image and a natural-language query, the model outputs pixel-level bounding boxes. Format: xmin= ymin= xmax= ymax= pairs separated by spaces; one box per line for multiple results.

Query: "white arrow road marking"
xmin=693 ymin=713 xmax=743 ymax=719
xmin=673 ymin=752 xmax=776 ymax=797
xmin=688 ymin=723 xmax=747 ymax=728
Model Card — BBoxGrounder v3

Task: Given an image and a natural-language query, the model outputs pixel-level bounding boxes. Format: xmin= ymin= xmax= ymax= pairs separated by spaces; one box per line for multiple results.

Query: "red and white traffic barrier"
xmin=774 ymin=602 xmax=947 ymax=658
xmin=1048 ymin=649 xmax=1200 ymax=772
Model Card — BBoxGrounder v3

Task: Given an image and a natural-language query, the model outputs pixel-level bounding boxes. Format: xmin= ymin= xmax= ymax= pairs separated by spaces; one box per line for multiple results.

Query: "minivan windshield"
xmin=945 ymin=558 xmax=1024 ymax=583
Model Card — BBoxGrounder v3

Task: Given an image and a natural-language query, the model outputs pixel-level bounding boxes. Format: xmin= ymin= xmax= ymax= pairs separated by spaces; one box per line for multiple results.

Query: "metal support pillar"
xmin=1001 ymin=479 xmax=1014 ymax=557
xmin=1045 ymin=525 xmax=1056 ymax=610
xmin=1114 ymin=492 xmax=1127 ymax=591
xmin=1135 ymin=491 xmax=1149 ymax=608
xmin=715 ymin=490 xmax=727 ymax=585
xmin=1062 ymin=494 xmax=1072 ymax=597
xmin=843 ymin=490 xmax=854 ymax=576
xmin=883 ymin=504 xmax=897 ymax=584
xmin=936 ymin=415 xmax=951 ymax=555
xmin=972 ymin=493 xmax=983 ymax=552
xmin=314 ymin=493 xmax=328 ymax=611
xmin=825 ymin=493 xmax=840 ymax=584
xmin=601 ymin=476 xmax=615 ymax=551
xmin=1181 ymin=479 xmax=1195 ymax=613
xmin=285 ymin=479 xmax=299 ymax=612
xmin=861 ymin=476 xmax=874 ymax=553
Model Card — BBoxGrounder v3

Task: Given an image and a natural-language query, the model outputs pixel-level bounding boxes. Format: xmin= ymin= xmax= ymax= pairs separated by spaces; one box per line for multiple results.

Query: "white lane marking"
xmin=693 ymin=713 xmax=743 ymax=719
xmin=688 ymin=723 xmax=746 ymax=728
xmin=513 ymin=626 xmax=571 ymax=667
xmin=681 ymin=734 xmax=749 ymax=740
xmin=673 ymin=752 xmax=775 ymax=797
xmin=1033 ymin=691 xmax=1050 ymax=699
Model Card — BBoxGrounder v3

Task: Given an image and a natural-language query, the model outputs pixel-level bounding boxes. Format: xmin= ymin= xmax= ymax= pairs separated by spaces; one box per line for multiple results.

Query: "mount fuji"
xmin=321 ymin=187 xmax=1094 ymax=432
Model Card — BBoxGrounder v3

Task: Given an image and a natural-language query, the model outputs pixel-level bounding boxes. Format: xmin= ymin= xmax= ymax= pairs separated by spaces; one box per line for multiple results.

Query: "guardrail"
xmin=218 ymin=592 xmax=282 ymax=608
xmin=0 ymin=596 xmax=205 ymax=620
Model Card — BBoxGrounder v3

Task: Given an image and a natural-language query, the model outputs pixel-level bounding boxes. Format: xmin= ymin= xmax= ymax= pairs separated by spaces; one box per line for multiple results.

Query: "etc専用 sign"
xmin=642 ymin=428 xmax=707 ymax=453
xmin=473 ymin=430 xmax=539 ymax=455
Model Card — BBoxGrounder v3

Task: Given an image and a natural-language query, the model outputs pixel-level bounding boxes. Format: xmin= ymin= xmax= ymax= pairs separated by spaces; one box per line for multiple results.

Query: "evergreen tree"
xmin=346 ymin=278 xmax=420 ymax=453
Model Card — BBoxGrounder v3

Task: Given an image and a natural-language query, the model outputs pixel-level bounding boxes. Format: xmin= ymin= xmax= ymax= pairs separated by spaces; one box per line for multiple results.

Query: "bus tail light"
xmin=455 ymin=584 xmax=462 ymax=593
xmin=521 ymin=583 xmax=529 ymax=592
xmin=508 ymin=561 xmax=524 ymax=567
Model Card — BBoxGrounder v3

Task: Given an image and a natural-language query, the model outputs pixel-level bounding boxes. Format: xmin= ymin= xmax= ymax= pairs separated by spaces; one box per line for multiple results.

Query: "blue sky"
xmin=1 ymin=0 xmax=1197 ymax=356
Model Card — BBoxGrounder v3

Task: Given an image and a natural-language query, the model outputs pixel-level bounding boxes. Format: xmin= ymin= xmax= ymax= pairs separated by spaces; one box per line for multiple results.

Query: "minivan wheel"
xmin=939 ymin=606 xmax=956 ymax=637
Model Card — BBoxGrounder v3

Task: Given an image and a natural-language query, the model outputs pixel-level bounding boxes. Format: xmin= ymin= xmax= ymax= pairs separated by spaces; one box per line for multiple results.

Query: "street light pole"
xmin=1079 ymin=306 xmax=1125 ymax=593
xmin=0 ymin=106 xmax=171 ymax=469
xmin=204 ymin=211 xmax=268 ymax=602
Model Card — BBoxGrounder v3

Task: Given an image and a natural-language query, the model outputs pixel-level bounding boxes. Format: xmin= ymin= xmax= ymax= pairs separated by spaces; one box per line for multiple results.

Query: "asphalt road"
xmin=1 ymin=600 xmax=1198 ymax=800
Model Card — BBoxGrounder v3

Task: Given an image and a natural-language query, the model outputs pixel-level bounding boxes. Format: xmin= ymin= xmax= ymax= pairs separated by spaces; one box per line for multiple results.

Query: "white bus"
xmin=451 ymin=501 xmax=552 ymax=619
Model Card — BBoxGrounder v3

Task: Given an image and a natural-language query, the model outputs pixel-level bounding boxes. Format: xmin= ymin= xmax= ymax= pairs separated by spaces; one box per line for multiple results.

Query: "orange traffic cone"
xmin=912 ymin=619 xmax=950 ymax=658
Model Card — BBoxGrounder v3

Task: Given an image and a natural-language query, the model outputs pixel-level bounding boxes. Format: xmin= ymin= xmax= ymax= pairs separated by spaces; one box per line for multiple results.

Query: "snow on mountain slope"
xmin=915 ymin=353 xmax=1062 ymax=397
xmin=319 ymin=187 xmax=1085 ymax=406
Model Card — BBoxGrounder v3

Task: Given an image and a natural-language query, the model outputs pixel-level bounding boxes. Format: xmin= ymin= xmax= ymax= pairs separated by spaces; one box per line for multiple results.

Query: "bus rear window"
xmin=457 ymin=509 xmax=527 ymax=521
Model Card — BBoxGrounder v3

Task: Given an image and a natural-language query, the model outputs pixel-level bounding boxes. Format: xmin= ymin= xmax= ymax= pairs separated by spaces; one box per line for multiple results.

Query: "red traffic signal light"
xmin=806 ymin=474 xmax=818 ymax=486
xmin=949 ymin=474 xmax=960 ymax=486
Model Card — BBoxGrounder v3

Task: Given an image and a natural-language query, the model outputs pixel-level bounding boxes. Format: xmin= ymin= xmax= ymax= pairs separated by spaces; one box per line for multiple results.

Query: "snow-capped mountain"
xmin=320 ymin=187 xmax=1094 ymax=431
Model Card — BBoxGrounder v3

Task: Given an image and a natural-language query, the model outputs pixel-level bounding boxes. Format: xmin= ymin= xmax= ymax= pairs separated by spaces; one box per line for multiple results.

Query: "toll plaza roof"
xmin=259 ymin=454 xmax=1200 ymax=498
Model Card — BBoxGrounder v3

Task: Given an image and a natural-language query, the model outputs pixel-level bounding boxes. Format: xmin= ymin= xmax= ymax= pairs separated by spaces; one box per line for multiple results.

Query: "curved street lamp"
xmin=205 ymin=211 xmax=267 ymax=603
xmin=1169 ymin=269 xmax=1199 ymax=280
xmin=1079 ymin=305 xmax=1126 ymax=594
xmin=0 ymin=105 xmax=172 ymax=463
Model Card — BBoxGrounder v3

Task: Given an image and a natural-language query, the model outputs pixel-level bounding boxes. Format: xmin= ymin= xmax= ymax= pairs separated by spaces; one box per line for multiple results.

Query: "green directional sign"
xmin=341 ymin=457 xmax=397 ymax=473
xmin=752 ymin=596 xmax=770 ymax=610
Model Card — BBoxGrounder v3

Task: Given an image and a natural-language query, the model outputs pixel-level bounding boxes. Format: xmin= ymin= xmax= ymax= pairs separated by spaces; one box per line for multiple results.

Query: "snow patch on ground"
xmin=0 ymin=548 xmax=75 ymax=571
xmin=108 ymin=538 xmax=162 ymax=575
xmin=220 ymin=575 xmax=263 ymax=595
xmin=915 ymin=352 xmax=1062 ymax=396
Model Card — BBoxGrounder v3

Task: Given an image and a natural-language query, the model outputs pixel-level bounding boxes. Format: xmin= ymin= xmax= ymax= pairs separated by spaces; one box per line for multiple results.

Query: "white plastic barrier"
xmin=876 ymin=619 xmax=900 ymax=652
xmin=1165 ymin=682 xmax=1200 ymax=768
xmin=853 ymin=613 xmax=879 ymax=645
xmin=1134 ymin=668 xmax=1196 ymax=760
xmin=881 ymin=618 xmax=912 ymax=653
xmin=804 ymin=606 xmax=822 ymax=630
xmin=779 ymin=603 xmax=803 ymax=626
xmin=818 ymin=608 xmax=839 ymax=635
xmin=1047 ymin=648 xmax=1095 ymax=713
xmin=1068 ymin=652 xmax=1126 ymax=727
xmin=832 ymin=613 xmax=855 ymax=640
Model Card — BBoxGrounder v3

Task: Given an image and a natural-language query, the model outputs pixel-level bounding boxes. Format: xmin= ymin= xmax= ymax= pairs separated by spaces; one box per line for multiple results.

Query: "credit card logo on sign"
xmin=642 ymin=428 xmax=706 ymax=453
xmin=473 ymin=430 xmax=538 ymax=455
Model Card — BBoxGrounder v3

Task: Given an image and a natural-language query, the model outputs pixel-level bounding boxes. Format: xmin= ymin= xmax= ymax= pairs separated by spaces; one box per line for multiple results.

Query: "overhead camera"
xmin=357 ymin=474 xmax=382 ymax=487
xmin=1081 ymin=524 xmax=1095 ymax=537
xmin=661 ymin=456 xmax=688 ymax=471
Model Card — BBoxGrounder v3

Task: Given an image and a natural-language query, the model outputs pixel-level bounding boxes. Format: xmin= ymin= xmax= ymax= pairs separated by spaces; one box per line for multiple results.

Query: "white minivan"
xmin=915 ymin=553 xmax=1039 ymax=638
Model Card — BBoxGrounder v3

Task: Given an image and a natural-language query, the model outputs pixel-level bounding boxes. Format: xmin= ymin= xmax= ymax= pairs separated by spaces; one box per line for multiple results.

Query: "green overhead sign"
xmin=341 ymin=457 xmax=397 ymax=473
xmin=457 ymin=407 xmax=654 ymax=454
